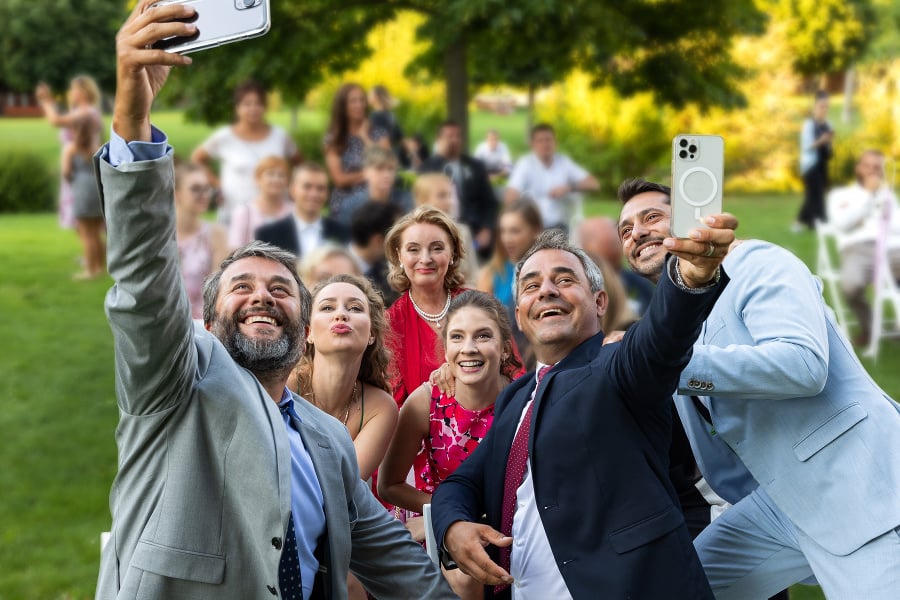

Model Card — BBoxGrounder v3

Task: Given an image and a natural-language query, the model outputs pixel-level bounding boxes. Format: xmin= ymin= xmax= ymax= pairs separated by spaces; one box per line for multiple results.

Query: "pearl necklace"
xmin=409 ymin=290 xmax=451 ymax=328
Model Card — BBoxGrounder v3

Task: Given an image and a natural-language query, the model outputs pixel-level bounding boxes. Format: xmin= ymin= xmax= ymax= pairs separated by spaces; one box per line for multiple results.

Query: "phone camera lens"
xmin=679 ymin=150 xmax=688 ymax=159
xmin=679 ymin=139 xmax=688 ymax=148
xmin=688 ymin=144 xmax=697 ymax=154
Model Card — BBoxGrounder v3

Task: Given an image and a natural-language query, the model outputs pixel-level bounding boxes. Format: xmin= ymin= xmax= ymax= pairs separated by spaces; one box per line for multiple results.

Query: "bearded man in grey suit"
xmin=95 ymin=3 xmax=453 ymax=599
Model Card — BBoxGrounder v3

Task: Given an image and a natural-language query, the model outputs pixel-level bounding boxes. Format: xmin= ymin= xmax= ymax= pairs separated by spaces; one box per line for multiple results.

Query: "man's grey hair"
xmin=202 ymin=241 xmax=312 ymax=332
xmin=514 ymin=229 xmax=605 ymax=302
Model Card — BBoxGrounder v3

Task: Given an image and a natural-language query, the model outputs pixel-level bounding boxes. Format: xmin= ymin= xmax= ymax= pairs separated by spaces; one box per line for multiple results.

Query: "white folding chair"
xmin=422 ymin=503 xmax=439 ymax=566
xmin=864 ymin=192 xmax=900 ymax=359
xmin=814 ymin=219 xmax=853 ymax=340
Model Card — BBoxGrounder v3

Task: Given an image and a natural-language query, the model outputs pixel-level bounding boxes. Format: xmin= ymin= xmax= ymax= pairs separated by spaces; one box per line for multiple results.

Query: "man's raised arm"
xmin=99 ymin=0 xmax=198 ymax=416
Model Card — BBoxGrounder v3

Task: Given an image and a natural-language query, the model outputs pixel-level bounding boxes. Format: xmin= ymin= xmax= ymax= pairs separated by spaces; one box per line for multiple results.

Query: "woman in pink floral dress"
xmin=379 ymin=290 xmax=522 ymax=599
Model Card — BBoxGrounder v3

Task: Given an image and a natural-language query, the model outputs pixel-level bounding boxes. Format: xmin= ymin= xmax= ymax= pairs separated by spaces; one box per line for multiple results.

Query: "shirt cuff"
xmin=108 ymin=125 xmax=169 ymax=167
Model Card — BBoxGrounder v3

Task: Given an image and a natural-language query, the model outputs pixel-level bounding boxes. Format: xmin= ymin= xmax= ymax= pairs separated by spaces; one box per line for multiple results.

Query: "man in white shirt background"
xmin=504 ymin=123 xmax=599 ymax=231
xmin=826 ymin=149 xmax=900 ymax=345
xmin=256 ymin=163 xmax=349 ymax=258
xmin=474 ymin=128 xmax=513 ymax=180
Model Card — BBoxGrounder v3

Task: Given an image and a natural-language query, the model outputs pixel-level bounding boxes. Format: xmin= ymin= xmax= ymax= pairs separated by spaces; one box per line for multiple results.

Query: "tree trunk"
xmin=842 ymin=66 xmax=855 ymax=125
xmin=444 ymin=34 xmax=469 ymax=151
xmin=290 ymin=104 xmax=299 ymax=134
xmin=526 ymin=84 xmax=536 ymax=142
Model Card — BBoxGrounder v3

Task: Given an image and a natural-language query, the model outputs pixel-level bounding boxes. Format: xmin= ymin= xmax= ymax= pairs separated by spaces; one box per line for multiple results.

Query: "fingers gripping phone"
xmin=151 ymin=0 xmax=270 ymax=54
xmin=671 ymin=135 xmax=724 ymax=238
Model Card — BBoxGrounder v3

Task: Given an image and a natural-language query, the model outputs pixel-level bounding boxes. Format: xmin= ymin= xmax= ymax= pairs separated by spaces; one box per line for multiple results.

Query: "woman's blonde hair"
xmin=412 ymin=173 xmax=453 ymax=206
xmin=297 ymin=244 xmax=360 ymax=288
xmin=294 ymin=274 xmax=393 ymax=395
xmin=384 ymin=205 xmax=466 ymax=292
xmin=71 ymin=75 xmax=101 ymax=108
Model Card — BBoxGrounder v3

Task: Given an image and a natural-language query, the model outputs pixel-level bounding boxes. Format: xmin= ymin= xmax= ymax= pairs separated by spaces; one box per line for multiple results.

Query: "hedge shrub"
xmin=0 ymin=152 xmax=55 ymax=213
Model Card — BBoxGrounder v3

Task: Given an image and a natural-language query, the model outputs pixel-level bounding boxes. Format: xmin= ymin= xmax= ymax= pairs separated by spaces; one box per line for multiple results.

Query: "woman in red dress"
xmin=384 ymin=206 xmax=470 ymax=408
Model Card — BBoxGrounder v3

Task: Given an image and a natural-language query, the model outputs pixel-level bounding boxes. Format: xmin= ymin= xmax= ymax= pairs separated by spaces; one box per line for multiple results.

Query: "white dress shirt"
xmin=292 ymin=214 xmax=324 ymax=257
xmin=827 ymin=183 xmax=900 ymax=250
xmin=509 ymin=363 xmax=572 ymax=600
xmin=507 ymin=153 xmax=589 ymax=228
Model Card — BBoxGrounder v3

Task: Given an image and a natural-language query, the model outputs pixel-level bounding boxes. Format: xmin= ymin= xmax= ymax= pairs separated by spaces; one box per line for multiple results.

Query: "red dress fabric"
xmin=386 ymin=288 xmax=467 ymax=408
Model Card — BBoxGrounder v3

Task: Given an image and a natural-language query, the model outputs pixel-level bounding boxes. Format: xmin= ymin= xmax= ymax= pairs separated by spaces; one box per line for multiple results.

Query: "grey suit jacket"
xmin=678 ymin=240 xmax=900 ymax=555
xmin=94 ymin=145 xmax=452 ymax=599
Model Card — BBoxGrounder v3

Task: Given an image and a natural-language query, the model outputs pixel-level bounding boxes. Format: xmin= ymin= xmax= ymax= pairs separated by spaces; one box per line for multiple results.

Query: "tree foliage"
xmin=0 ymin=0 xmax=125 ymax=93
xmin=458 ymin=0 xmax=766 ymax=110
xmin=162 ymin=1 xmax=397 ymax=124
xmin=769 ymin=0 xmax=877 ymax=76
xmin=165 ymin=0 xmax=768 ymax=126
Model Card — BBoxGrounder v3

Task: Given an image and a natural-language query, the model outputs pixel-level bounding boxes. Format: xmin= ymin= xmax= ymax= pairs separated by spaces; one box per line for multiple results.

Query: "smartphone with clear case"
xmin=151 ymin=0 xmax=270 ymax=54
xmin=671 ymin=134 xmax=724 ymax=238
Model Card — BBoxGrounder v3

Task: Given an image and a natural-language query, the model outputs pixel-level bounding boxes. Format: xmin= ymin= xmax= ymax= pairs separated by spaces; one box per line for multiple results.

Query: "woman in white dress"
xmin=191 ymin=80 xmax=301 ymax=224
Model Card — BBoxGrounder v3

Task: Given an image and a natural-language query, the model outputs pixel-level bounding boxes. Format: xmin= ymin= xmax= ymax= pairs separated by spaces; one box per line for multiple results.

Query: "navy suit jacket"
xmin=254 ymin=214 xmax=349 ymax=257
xmin=432 ymin=263 xmax=727 ymax=599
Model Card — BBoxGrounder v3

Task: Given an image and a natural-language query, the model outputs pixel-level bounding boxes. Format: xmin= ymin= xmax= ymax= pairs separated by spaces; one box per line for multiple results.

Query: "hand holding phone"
xmin=151 ymin=0 xmax=270 ymax=54
xmin=671 ymin=135 xmax=724 ymax=238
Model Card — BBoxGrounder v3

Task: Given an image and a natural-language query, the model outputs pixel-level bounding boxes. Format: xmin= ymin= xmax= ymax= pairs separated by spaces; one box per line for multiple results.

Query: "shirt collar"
xmin=277 ymin=388 xmax=302 ymax=421
xmin=293 ymin=213 xmax=322 ymax=232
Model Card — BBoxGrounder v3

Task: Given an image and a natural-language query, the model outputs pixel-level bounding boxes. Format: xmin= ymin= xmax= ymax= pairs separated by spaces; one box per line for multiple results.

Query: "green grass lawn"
xmin=0 ymin=108 xmax=530 ymax=177
xmin=4 ymin=191 xmax=898 ymax=598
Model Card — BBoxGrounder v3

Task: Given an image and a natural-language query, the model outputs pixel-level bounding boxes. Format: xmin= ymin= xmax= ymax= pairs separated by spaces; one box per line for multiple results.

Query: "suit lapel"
xmin=530 ymin=333 xmax=605 ymax=452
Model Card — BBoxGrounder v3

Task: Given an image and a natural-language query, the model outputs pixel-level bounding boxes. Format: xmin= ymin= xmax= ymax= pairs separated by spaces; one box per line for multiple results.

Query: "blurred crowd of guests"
xmin=160 ymin=79 xmax=647 ymax=372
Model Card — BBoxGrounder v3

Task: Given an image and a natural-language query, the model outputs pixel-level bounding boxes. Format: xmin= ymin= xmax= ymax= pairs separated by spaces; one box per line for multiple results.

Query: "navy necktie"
xmin=279 ymin=514 xmax=303 ymax=599
xmin=279 ymin=401 xmax=303 ymax=599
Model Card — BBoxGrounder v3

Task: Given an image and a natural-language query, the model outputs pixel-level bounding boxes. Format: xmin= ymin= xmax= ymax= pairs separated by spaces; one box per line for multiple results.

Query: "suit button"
xmin=689 ymin=379 xmax=699 ymax=389
xmin=699 ymin=382 xmax=708 ymax=391
xmin=272 ymin=537 xmax=282 ymax=550
xmin=267 ymin=584 xmax=278 ymax=595
xmin=707 ymin=383 xmax=715 ymax=391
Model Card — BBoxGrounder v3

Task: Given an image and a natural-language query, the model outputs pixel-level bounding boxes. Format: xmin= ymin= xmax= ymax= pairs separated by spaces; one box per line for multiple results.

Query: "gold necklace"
xmin=310 ymin=380 xmax=359 ymax=427
xmin=342 ymin=381 xmax=359 ymax=426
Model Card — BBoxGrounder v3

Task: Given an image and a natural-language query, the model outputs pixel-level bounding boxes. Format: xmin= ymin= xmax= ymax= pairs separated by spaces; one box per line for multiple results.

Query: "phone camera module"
xmin=679 ymin=139 xmax=688 ymax=148
xmin=688 ymin=144 xmax=698 ymax=154
xmin=236 ymin=0 xmax=261 ymax=9
xmin=679 ymin=150 xmax=688 ymax=159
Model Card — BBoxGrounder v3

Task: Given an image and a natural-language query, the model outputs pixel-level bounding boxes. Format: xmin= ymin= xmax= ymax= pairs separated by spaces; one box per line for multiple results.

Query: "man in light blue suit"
xmin=618 ymin=178 xmax=900 ymax=599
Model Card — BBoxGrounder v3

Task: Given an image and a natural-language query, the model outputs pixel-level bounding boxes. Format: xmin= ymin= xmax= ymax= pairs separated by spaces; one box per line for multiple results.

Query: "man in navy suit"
xmin=256 ymin=162 xmax=349 ymax=257
xmin=431 ymin=217 xmax=736 ymax=598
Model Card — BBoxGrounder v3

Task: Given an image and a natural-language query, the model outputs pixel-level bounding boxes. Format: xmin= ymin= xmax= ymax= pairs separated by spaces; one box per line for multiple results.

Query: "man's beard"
xmin=212 ymin=309 xmax=302 ymax=376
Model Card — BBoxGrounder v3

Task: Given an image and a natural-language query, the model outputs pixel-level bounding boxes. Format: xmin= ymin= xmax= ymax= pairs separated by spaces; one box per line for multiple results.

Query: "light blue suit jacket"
xmin=678 ymin=240 xmax=900 ymax=556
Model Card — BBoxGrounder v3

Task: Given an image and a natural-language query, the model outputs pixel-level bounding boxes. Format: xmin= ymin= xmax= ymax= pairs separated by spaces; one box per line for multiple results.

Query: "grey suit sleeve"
xmin=348 ymin=477 xmax=456 ymax=599
xmin=97 ymin=146 xmax=196 ymax=415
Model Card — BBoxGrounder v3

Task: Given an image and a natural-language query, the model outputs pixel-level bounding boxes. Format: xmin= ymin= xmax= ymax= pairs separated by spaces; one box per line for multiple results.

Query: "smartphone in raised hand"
xmin=671 ymin=134 xmax=724 ymax=238
xmin=151 ymin=0 xmax=270 ymax=54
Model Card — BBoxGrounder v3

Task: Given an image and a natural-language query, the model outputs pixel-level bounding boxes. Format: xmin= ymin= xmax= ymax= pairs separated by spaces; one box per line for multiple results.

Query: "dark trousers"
xmin=798 ymin=162 xmax=829 ymax=228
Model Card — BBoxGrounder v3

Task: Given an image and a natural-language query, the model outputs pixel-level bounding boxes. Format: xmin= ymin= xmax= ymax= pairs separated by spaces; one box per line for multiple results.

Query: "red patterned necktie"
xmin=496 ymin=365 xmax=552 ymax=593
